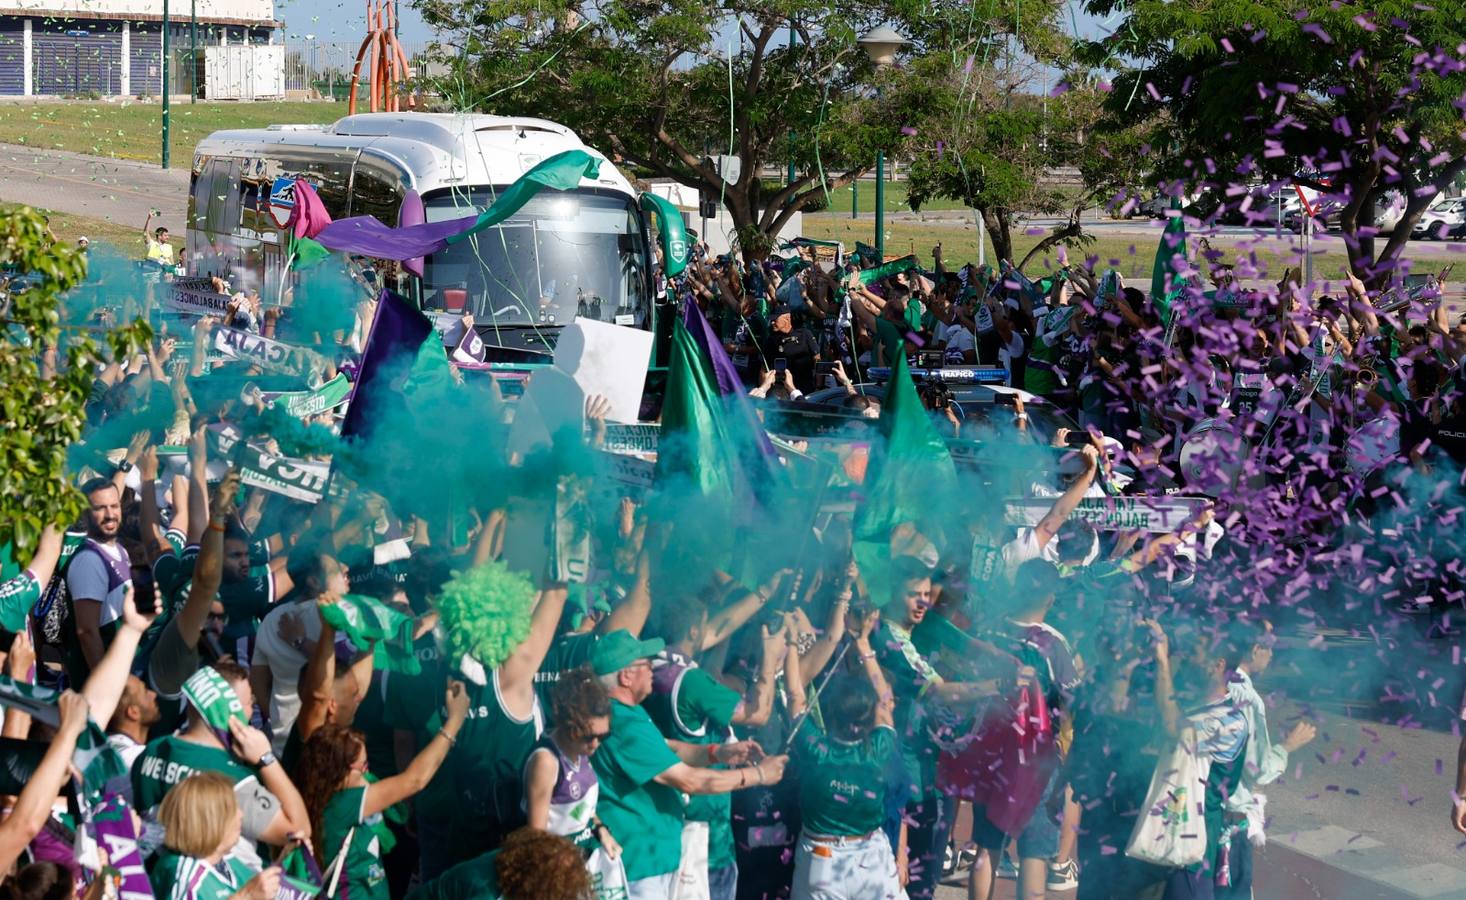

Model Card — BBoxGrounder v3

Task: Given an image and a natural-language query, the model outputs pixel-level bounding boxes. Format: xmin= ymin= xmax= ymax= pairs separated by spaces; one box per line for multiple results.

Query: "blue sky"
xmin=267 ymin=1 xmax=1115 ymax=75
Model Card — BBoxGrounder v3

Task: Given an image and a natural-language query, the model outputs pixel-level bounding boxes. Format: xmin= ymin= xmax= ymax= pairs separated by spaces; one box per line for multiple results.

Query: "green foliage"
xmin=904 ymin=53 xmax=1102 ymax=263
xmin=1080 ymin=0 xmax=1466 ymax=273
xmin=415 ymin=0 xmax=1061 ymax=255
xmin=0 ymin=207 xmax=150 ymax=554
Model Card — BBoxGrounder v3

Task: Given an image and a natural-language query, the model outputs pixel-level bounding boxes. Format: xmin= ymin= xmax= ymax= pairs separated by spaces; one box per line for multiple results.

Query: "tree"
xmin=414 ymin=0 xmax=1048 ymax=260
xmin=1079 ymin=0 xmax=1466 ymax=282
xmin=905 ymin=54 xmax=1102 ymax=268
xmin=0 ymin=208 xmax=148 ymax=555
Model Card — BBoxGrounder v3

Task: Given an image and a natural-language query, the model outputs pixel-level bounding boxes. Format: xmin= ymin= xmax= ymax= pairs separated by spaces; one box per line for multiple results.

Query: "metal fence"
xmin=281 ymin=39 xmax=432 ymax=100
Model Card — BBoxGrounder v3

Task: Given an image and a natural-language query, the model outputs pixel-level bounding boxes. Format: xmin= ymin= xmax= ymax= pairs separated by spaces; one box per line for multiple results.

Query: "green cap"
xmin=591 ymin=629 xmax=665 ymax=676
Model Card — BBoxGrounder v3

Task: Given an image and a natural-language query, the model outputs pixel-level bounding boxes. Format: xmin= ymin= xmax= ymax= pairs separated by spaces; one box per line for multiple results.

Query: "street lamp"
xmin=162 ymin=0 xmax=170 ymax=168
xmin=858 ymin=26 xmax=907 ymax=262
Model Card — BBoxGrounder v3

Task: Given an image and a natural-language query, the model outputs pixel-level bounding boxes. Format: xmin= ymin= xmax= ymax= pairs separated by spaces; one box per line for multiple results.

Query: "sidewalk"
xmin=0 ymin=140 xmax=188 ymax=231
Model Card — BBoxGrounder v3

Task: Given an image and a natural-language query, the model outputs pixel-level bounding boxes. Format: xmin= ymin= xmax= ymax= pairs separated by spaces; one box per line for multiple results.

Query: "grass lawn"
xmin=801 ymin=179 xmax=972 ymax=214
xmin=1 ymin=202 xmax=148 ymax=251
xmin=802 ymin=212 xmax=1466 ymax=284
xmin=0 ymin=100 xmax=345 ymax=163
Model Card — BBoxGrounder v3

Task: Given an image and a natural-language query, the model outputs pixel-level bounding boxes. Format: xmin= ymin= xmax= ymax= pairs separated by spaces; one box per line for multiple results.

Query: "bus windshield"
xmin=421 ymin=187 xmax=652 ymax=330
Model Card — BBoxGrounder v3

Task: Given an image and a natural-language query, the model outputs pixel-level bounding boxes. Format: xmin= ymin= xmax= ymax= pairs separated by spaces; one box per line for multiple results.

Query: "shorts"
xmin=970 ymin=769 xmax=1062 ymax=861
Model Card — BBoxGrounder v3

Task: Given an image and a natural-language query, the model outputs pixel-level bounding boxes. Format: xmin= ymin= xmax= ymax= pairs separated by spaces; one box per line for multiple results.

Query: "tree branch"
xmin=1017 ymin=207 xmax=1085 ymax=271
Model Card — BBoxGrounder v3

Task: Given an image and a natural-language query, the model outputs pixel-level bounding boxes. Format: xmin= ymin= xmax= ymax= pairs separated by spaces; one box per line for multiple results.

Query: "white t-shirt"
xmin=252 ymin=599 xmax=321 ymax=753
xmin=1000 ymin=524 xmax=1100 ymax=577
xmin=1000 ymin=332 xmax=1026 ymax=386
xmin=940 ymin=322 xmax=976 ymax=359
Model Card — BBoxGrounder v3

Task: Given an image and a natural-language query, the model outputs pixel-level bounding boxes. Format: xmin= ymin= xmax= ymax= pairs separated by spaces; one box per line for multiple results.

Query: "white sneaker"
xmin=1048 ymin=858 xmax=1079 ymax=891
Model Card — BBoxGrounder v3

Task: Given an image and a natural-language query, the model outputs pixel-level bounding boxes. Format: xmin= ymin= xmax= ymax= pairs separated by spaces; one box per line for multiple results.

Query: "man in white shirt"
xmin=249 ymin=547 xmax=348 ymax=752
xmin=1000 ymin=446 xmax=1098 ymax=577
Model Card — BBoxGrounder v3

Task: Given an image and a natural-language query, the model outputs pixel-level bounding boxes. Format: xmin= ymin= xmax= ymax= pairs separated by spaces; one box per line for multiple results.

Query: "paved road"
xmin=0 ymin=141 xmax=189 ymax=231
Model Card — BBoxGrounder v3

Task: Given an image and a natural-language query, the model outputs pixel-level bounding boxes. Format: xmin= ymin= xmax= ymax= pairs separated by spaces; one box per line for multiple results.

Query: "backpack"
xmin=30 ymin=560 xmax=78 ymax=690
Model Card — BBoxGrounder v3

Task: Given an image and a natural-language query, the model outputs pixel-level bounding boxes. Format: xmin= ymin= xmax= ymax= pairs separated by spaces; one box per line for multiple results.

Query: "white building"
xmin=0 ymin=0 xmax=278 ymax=96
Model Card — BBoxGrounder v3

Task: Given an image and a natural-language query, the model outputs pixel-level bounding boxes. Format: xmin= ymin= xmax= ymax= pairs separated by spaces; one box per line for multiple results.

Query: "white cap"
xmin=77 ymin=235 xmax=89 ymax=244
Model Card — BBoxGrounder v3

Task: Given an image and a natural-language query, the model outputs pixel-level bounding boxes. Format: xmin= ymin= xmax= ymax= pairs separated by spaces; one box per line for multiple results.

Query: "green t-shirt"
xmin=873 ymin=621 xmax=942 ymax=797
xmin=1024 ymin=328 xmax=1064 ymax=396
xmin=148 ymin=848 xmax=256 ymax=899
xmin=132 ymin=735 xmax=256 ymax=816
xmin=794 ymin=721 xmax=896 ymax=836
xmin=0 ymin=571 xmax=39 ymax=634
xmin=874 ymin=317 xmax=905 ymax=368
xmin=406 ymin=850 xmax=500 ymax=900
xmin=533 ymin=631 xmax=598 ymax=719
xmin=591 ymin=699 xmax=685 ymax=882
xmin=322 ymin=785 xmax=390 ymax=900
xmin=0 ymin=530 xmax=88 ymax=633
xmin=381 ymin=642 xmax=456 ymax=821
xmin=644 ymin=664 xmax=740 ymax=871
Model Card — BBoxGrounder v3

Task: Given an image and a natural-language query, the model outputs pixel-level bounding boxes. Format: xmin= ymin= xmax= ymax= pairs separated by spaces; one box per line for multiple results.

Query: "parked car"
xmin=1413 ymin=197 xmax=1466 ymax=239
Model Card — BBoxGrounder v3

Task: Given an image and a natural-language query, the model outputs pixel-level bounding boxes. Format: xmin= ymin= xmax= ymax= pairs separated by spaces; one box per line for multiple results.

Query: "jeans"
xmin=709 ymin=863 xmax=739 ymax=900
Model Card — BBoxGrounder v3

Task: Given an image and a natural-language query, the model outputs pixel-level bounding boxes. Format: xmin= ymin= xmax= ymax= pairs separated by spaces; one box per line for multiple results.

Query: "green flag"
xmin=1150 ymin=203 xmax=1188 ymax=326
xmin=291 ymin=235 xmax=333 ymax=270
xmin=640 ymin=192 xmax=691 ymax=277
xmin=446 ymin=151 xmax=602 ymax=246
xmin=321 ymin=594 xmax=421 ymax=675
xmin=852 ymin=352 xmax=959 ymax=600
xmin=655 ymin=316 xmax=741 ymax=504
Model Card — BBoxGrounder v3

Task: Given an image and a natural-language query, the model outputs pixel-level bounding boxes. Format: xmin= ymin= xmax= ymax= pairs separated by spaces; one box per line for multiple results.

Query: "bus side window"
xmin=351 ymin=167 xmax=402 ymax=224
xmin=206 ymin=159 xmax=243 ymax=234
xmin=191 ymin=161 xmax=218 ymax=230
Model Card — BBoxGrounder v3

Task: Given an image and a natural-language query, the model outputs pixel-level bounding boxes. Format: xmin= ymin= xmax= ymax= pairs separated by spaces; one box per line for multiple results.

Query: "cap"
xmin=771 ymin=304 xmax=793 ymax=319
xmin=591 ymin=629 xmax=665 ymax=676
xmin=77 ymin=235 xmax=90 ymax=245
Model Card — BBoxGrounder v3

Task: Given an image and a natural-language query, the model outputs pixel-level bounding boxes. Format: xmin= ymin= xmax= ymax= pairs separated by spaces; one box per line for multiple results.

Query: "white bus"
xmin=187 ymin=112 xmax=659 ymax=361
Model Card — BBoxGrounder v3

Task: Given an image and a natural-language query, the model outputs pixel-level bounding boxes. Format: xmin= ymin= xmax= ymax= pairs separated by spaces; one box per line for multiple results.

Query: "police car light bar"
xmin=867 ymin=366 xmax=1009 ymax=384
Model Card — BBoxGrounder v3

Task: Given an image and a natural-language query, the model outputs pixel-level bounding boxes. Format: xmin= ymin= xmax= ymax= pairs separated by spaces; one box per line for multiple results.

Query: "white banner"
xmin=1004 ymin=495 xmax=1210 ymax=533
xmin=213 ymin=327 xmax=326 ymax=377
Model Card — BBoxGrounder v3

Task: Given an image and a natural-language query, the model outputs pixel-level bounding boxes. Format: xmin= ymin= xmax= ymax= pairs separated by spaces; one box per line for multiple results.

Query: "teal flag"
xmin=1150 ymin=203 xmax=1188 ymax=326
xmin=852 ymin=352 xmax=959 ymax=600
xmin=640 ymin=192 xmax=692 ymax=277
xmin=445 ymin=150 xmax=602 ymax=246
xmin=321 ymin=594 xmax=420 ymax=675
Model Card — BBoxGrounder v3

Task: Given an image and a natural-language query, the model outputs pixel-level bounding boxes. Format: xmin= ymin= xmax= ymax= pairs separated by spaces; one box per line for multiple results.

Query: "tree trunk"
xmin=980 ymin=207 xmax=1012 ymax=265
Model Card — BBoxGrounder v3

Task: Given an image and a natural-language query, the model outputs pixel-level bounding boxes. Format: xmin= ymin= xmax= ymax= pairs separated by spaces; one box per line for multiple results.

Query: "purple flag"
xmin=682 ymin=300 xmax=744 ymax=396
xmin=341 ymin=289 xmax=434 ymax=440
xmin=91 ymin=794 xmax=152 ymax=898
xmin=315 ymin=213 xmax=478 ymax=261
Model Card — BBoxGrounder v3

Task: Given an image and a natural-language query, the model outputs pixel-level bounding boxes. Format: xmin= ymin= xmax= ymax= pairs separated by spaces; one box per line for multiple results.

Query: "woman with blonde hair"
xmin=149 ymin=772 xmax=281 ymax=900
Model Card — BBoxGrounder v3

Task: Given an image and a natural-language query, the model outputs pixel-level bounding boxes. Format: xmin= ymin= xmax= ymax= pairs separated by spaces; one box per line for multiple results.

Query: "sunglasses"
xmin=585 ymin=731 xmax=612 ymax=743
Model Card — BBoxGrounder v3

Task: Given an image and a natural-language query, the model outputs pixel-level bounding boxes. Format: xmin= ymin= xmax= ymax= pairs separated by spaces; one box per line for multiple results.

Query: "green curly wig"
xmin=433 ymin=562 xmax=538 ymax=669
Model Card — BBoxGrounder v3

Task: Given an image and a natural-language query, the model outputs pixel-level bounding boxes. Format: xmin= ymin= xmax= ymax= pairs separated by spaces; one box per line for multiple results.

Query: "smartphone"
xmin=993 ymin=393 xmax=1019 ymax=407
xmin=774 ymin=358 xmax=788 ymax=373
xmin=816 ymin=361 xmax=838 ymax=375
xmin=1064 ymin=431 xmax=1092 ymax=448
xmin=132 ymin=568 xmax=159 ymax=616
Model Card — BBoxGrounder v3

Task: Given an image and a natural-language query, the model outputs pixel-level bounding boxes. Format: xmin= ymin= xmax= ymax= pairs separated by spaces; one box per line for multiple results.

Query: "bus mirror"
xmin=398 ymin=189 xmax=427 ymax=279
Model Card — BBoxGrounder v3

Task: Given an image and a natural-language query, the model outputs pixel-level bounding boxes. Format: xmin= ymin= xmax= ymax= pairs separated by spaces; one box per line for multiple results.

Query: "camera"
xmin=816 ymin=361 xmax=838 ymax=375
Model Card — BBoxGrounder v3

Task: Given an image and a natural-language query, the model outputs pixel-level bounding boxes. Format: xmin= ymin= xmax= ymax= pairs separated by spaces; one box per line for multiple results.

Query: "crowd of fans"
xmin=0 ymin=212 xmax=1462 ymax=900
